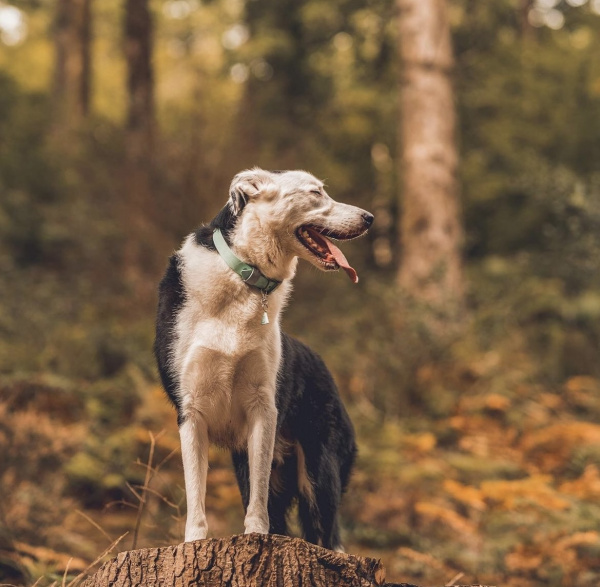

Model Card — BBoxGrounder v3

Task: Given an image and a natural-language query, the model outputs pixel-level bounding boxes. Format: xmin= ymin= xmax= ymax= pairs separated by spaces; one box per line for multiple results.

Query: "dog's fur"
xmin=154 ymin=168 xmax=373 ymax=550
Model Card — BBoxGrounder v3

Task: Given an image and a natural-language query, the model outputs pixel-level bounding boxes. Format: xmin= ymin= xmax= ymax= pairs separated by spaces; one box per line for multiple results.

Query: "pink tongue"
xmin=323 ymin=238 xmax=359 ymax=284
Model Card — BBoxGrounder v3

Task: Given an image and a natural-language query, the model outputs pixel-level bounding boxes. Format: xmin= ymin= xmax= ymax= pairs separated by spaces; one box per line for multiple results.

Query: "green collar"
xmin=212 ymin=228 xmax=281 ymax=295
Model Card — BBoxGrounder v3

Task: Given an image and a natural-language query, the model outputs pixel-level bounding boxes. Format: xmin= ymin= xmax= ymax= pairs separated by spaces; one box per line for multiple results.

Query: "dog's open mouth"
xmin=295 ymin=225 xmax=361 ymax=283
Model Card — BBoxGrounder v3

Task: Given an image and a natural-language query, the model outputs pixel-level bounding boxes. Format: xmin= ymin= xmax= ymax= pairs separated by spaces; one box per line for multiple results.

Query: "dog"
xmin=154 ymin=168 xmax=373 ymax=550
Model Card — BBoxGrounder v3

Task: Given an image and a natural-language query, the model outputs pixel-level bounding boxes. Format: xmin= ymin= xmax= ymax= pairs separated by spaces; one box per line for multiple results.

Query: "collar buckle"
xmin=240 ymin=266 xmax=259 ymax=286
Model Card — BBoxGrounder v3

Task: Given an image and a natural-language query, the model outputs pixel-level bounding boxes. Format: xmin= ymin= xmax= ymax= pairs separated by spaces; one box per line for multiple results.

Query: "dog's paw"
xmin=184 ymin=521 xmax=208 ymax=542
xmin=243 ymin=515 xmax=269 ymax=535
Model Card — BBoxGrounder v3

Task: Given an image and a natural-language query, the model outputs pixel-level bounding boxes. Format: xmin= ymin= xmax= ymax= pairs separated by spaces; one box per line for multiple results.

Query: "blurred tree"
xmin=53 ymin=0 xmax=93 ymax=123
xmin=125 ymin=0 xmax=154 ymax=159
xmin=519 ymin=0 xmax=535 ymax=40
xmin=236 ymin=0 xmax=316 ymax=165
xmin=122 ymin=0 xmax=158 ymax=297
xmin=396 ymin=0 xmax=464 ymax=309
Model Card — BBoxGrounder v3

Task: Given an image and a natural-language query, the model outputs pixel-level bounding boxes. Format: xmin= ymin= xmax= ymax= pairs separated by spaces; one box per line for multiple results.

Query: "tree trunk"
xmin=121 ymin=0 xmax=158 ymax=301
xmin=124 ymin=0 xmax=155 ymax=160
xmin=235 ymin=0 xmax=313 ymax=166
xmin=519 ymin=0 xmax=536 ymax=41
xmin=53 ymin=0 xmax=93 ymax=123
xmin=396 ymin=0 xmax=463 ymax=308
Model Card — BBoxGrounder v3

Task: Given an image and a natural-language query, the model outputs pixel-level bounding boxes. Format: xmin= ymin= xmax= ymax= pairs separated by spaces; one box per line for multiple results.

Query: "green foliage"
xmin=0 ymin=75 xmax=61 ymax=266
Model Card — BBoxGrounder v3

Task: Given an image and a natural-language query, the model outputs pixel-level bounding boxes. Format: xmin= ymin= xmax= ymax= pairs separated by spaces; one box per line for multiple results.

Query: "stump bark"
xmin=82 ymin=533 xmax=393 ymax=587
xmin=81 ymin=533 xmax=490 ymax=587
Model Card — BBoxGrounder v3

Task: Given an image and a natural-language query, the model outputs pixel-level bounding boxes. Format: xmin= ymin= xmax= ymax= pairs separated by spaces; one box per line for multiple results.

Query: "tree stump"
xmin=81 ymin=533 xmax=403 ymax=586
xmin=81 ymin=533 xmax=493 ymax=587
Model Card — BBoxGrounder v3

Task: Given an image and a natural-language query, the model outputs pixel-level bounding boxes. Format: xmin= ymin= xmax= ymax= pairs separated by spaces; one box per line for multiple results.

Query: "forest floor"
xmin=3 ymin=344 xmax=600 ymax=587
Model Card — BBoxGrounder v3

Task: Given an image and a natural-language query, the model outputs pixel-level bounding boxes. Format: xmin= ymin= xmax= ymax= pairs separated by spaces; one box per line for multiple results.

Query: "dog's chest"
xmin=175 ymin=260 xmax=274 ymax=365
xmin=172 ymin=242 xmax=283 ymax=446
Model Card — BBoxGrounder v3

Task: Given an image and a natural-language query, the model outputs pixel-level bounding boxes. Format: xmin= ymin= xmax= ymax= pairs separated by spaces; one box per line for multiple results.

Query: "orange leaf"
xmin=415 ymin=501 xmax=477 ymax=534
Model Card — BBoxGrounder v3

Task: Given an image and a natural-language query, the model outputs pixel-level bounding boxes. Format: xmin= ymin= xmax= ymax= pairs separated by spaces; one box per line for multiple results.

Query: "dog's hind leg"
xmin=297 ymin=445 xmax=344 ymax=550
xmin=298 ymin=494 xmax=319 ymax=545
xmin=314 ymin=457 xmax=343 ymax=550
xmin=179 ymin=410 xmax=209 ymax=542
xmin=296 ymin=442 xmax=320 ymax=544
xmin=299 ymin=497 xmax=343 ymax=551
xmin=231 ymin=450 xmax=250 ymax=511
xmin=268 ymin=455 xmax=297 ymax=536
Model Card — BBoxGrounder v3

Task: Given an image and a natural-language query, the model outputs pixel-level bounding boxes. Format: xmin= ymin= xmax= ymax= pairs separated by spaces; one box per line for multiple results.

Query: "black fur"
xmin=193 ymin=204 xmax=238 ymax=250
xmin=232 ymin=333 xmax=357 ymax=549
xmin=154 ymin=253 xmax=186 ymax=425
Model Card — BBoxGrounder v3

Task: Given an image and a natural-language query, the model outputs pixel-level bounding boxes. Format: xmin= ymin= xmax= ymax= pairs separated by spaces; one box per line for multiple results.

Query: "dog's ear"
xmin=229 ymin=168 xmax=275 ymax=215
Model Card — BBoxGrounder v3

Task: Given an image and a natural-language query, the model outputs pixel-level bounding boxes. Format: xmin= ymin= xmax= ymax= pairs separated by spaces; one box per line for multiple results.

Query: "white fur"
xmin=170 ymin=168 xmax=368 ymax=542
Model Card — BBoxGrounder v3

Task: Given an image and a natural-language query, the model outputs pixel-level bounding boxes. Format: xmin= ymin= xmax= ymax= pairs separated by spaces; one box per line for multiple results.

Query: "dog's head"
xmin=229 ymin=167 xmax=373 ymax=282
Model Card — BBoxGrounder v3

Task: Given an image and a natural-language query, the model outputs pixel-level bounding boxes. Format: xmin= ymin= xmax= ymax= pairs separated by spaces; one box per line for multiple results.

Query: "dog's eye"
xmin=310 ymin=189 xmax=322 ymax=196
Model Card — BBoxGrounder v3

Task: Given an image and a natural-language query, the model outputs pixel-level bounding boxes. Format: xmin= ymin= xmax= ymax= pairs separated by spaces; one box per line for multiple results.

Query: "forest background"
xmin=2 ymin=0 xmax=600 ymax=585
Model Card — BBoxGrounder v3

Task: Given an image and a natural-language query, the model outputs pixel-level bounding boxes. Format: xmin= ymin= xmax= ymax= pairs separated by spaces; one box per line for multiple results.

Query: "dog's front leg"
xmin=244 ymin=393 xmax=277 ymax=534
xmin=179 ymin=410 xmax=209 ymax=542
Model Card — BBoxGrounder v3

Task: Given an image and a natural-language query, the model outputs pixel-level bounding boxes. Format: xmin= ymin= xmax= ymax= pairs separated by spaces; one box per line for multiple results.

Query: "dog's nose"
xmin=362 ymin=212 xmax=374 ymax=228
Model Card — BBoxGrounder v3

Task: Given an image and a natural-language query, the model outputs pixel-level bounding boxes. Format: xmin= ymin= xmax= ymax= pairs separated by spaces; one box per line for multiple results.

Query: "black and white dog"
xmin=155 ymin=168 xmax=373 ymax=551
